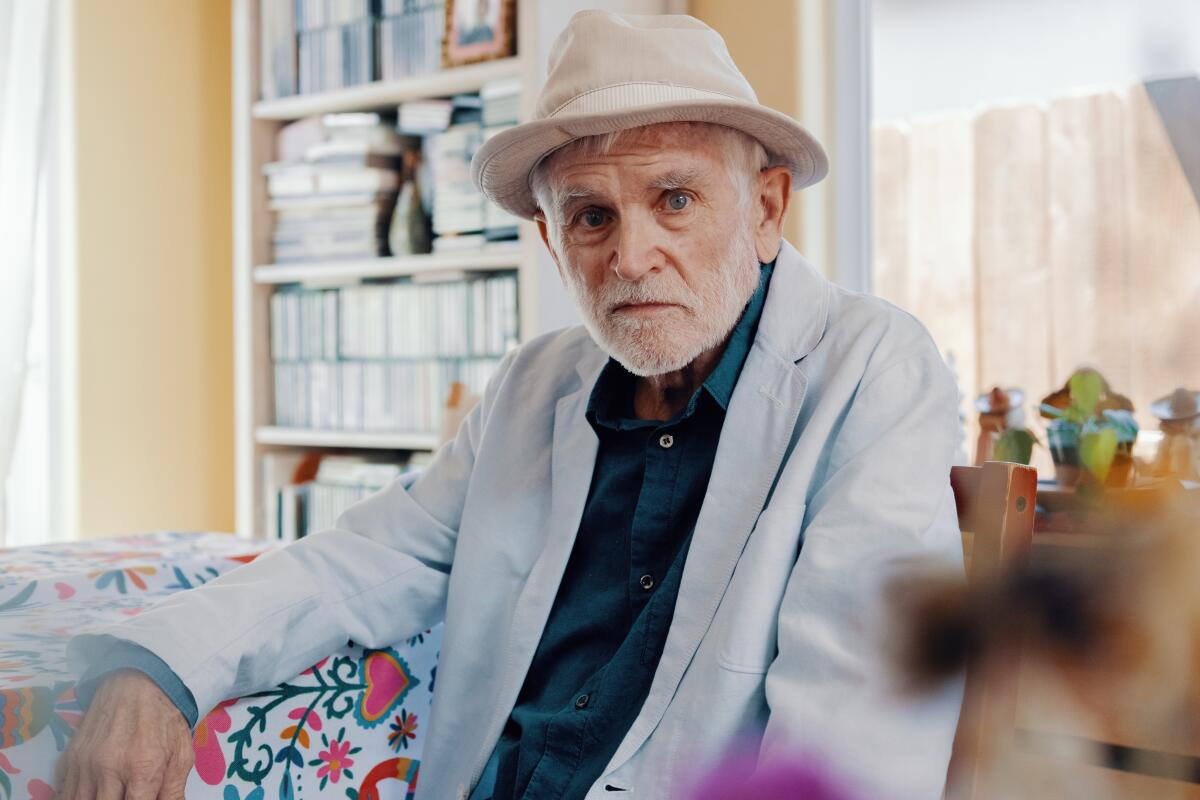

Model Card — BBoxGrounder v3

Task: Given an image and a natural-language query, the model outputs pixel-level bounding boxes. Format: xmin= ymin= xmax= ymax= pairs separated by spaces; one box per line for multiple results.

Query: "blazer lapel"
xmin=477 ymin=356 xmax=603 ymax=763
xmin=602 ymin=239 xmax=830 ymax=773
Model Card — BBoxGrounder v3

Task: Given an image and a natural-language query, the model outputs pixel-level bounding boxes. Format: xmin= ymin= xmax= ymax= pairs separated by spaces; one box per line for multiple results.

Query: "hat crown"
xmin=535 ymin=11 xmax=758 ymax=121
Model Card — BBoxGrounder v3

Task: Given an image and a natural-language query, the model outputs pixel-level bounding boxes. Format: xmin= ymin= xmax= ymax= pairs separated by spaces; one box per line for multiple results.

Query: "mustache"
xmin=597 ymin=279 xmax=693 ymax=312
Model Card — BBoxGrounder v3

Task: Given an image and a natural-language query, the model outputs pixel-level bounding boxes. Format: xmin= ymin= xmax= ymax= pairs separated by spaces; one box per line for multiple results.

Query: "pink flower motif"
xmin=0 ymin=750 xmax=20 ymax=774
xmin=192 ymin=699 xmax=236 ymax=785
xmin=315 ymin=738 xmax=355 ymax=784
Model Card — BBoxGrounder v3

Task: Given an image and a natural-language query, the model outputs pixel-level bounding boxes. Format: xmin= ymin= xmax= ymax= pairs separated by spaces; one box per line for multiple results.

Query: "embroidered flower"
xmin=387 ymin=710 xmax=418 ymax=752
xmin=280 ymin=706 xmax=322 ymax=749
xmin=87 ymin=566 xmax=156 ymax=593
xmin=309 ymin=729 xmax=361 ymax=790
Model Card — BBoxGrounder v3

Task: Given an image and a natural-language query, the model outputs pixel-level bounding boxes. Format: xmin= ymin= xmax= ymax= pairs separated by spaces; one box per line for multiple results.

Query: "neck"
xmin=632 ymin=338 xmax=728 ymax=421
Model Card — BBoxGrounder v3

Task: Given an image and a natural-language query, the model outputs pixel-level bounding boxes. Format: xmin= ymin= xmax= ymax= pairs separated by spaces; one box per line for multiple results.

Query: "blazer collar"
xmin=756 ymin=238 xmax=831 ymax=364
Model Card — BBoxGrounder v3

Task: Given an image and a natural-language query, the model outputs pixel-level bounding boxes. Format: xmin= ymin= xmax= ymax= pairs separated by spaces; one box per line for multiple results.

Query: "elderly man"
xmin=61 ymin=11 xmax=963 ymax=800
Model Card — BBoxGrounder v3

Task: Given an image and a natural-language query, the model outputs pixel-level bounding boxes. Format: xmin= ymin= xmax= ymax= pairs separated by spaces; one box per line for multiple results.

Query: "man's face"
xmin=537 ymin=125 xmax=761 ymax=377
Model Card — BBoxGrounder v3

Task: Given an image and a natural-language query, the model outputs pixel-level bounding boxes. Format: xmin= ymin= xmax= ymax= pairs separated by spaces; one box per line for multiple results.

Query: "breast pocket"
xmin=715 ymin=501 xmax=806 ymax=673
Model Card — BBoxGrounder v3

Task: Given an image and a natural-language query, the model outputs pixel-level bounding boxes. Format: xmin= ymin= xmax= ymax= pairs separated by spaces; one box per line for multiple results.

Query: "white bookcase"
xmin=231 ymin=0 xmax=682 ymax=539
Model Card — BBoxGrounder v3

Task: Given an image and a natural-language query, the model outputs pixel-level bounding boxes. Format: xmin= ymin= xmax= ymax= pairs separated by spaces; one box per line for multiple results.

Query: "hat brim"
xmin=471 ymin=98 xmax=829 ymax=220
xmin=1151 ymin=391 xmax=1200 ymax=421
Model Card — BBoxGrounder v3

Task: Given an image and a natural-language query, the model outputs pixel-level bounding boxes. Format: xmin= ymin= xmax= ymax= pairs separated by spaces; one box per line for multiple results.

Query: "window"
xmin=869 ymin=0 xmax=1200 ymax=468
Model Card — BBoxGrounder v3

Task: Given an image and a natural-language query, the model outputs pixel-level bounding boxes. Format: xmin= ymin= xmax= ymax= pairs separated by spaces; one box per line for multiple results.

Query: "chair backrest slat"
xmin=946 ymin=461 xmax=1038 ymax=799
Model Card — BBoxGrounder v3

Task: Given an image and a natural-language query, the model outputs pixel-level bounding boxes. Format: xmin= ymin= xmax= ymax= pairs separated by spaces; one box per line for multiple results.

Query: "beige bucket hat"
xmin=470 ymin=10 xmax=829 ymax=220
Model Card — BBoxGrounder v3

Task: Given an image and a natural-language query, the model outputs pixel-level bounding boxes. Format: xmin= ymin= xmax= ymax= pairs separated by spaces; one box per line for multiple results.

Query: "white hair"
xmin=529 ymin=121 xmax=770 ymax=224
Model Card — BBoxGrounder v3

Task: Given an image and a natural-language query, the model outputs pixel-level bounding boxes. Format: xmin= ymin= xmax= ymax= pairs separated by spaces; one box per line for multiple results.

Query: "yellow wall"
xmin=689 ymin=0 xmax=807 ymax=246
xmin=74 ymin=0 xmax=234 ymax=537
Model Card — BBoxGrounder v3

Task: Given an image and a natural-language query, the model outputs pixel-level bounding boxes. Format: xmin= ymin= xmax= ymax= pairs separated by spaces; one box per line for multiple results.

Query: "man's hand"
xmin=55 ymin=669 xmax=195 ymax=800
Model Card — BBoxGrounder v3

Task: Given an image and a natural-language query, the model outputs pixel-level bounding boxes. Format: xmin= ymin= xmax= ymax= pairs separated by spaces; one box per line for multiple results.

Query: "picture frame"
xmin=442 ymin=0 xmax=517 ymax=68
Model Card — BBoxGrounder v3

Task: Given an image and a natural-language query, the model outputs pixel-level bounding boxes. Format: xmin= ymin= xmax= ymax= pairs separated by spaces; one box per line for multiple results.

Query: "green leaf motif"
xmin=1080 ymin=428 xmax=1118 ymax=482
xmin=1070 ymin=371 xmax=1104 ymax=418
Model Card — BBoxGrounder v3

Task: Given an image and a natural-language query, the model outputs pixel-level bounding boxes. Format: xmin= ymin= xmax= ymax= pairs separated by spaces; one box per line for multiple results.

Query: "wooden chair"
xmin=946 ymin=461 xmax=1038 ymax=799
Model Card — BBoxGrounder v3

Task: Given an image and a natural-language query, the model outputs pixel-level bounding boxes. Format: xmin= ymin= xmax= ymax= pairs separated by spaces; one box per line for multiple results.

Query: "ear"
xmin=752 ymin=165 xmax=791 ymax=263
xmin=534 ymin=213 xmax=567 ymax=283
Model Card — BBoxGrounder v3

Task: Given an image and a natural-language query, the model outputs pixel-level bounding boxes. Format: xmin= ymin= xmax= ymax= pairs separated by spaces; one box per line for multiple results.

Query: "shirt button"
xmin=575 ymin=693 xmax=590 ymax=709
xmin=639 ymin=574 xmax=655 ymax=590
xmin=658 ymin=434 xmax=674 ymax=449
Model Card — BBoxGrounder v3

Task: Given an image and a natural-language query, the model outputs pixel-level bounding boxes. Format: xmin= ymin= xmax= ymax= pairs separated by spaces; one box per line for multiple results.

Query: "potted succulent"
xmin=1039 ymin=369 xmax=1138 ymax=489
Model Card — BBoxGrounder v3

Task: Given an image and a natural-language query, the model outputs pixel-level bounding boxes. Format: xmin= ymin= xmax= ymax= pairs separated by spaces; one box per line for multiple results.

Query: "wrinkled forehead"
xmin=539 ymin=124 xmax=733 ymax=201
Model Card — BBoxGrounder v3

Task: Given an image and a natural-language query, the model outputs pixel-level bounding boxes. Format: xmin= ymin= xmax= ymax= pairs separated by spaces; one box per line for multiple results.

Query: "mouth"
xmin=612 ymin=302 xmax=680 ymax=314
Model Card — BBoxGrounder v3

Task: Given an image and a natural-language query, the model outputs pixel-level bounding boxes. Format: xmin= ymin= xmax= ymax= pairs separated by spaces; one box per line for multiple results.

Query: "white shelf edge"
xmin=256 ymin=426 xmax=439 ymax=451
xmin=253 ymin=58 xmax=522 ymax=120
xmin=253 ymin=246 xmax=524 ymax=284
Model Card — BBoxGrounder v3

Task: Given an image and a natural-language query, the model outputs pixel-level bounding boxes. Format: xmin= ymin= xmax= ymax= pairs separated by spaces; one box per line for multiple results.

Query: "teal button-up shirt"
xmin=486 ymin=260 xmax=775 ymax=800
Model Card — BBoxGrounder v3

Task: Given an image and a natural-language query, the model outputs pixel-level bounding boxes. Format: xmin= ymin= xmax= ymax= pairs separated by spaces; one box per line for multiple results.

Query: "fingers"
xmin=73 ymin=771 xmax=96 ymax=800
xmin=59 ymin=671 xmax=195 ymax=800
xmin=156 ymin=744 xmax=193 ymax=800
xmin=94 ymin=772 xmax=124 ymax=800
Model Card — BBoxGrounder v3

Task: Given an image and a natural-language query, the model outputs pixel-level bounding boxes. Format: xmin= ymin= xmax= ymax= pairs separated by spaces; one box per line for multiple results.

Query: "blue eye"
xmin=581 ymin=209 xmax=607 ymax=228
xmin=667 ymin=192 xmax=689 ymax=211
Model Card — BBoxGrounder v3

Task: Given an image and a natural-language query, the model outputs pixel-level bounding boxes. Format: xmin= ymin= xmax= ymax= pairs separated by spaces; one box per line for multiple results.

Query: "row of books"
xmin=263 ymin=452 xmax=429 ymax=541
xmin=273 ymin=357 xmax=500 ymax=433
xmin=380 ymin=1 xmax=445 ymax=81
xmin=259 ymin=0 xmax=451 ymax=100
xmin=270 ymin=273 xmax=518 ymax=362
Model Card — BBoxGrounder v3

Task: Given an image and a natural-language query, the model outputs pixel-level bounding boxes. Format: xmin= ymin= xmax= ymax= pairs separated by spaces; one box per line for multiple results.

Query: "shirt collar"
xmin=586 ymin=260 xmax=775 ymax=430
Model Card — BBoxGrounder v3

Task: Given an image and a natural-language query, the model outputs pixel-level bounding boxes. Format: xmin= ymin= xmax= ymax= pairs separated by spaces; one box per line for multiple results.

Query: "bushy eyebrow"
xmin=649 ymin=168 xmax=704 ymax=191
xmin=557 ymin=185 xmax=604 ymax=213
xmin=551 ymin=167 xmax=706 ymax=221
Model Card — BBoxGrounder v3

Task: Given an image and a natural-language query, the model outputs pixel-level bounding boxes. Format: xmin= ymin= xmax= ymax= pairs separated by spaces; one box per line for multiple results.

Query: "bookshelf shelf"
xmin=256 ymin=426 xmax=440 ymax=451
xmin=234 ymin=0 xmax=673 ymax=538
xmin=253 ymin=245 xmax=524 ymax=285
xmin=253 ymin=58 xmax=523 ymax=120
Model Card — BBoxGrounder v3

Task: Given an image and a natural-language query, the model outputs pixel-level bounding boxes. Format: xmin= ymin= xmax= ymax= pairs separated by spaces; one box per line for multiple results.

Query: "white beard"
xmin=563 ymin=222 xmax=761 ymax=377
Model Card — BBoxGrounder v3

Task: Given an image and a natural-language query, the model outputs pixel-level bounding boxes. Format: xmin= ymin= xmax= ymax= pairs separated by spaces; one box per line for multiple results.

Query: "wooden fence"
xmin=872 ymin=79 xmax=1200 ymax=452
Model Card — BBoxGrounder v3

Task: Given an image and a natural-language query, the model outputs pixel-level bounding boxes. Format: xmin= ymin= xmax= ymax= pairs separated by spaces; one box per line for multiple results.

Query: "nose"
xmin=610 ymin=210 xmax=663 ymax=282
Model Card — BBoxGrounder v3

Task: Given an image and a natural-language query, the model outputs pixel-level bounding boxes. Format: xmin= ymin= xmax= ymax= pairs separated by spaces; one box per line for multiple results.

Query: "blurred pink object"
xmin=683 ymin=746 xmax=857 ymax=800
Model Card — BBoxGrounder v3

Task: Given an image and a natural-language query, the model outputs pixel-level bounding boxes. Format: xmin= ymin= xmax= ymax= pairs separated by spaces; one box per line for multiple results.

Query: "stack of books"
xmin=481 ymin=79 xmax=522 ymax=241
xmin=263 ymin=453 xmax=432 ymax=541
xmin=379 ymin=0 xmax=446 ymax=81
xmin=422 ymin=95 xmax=487 ymax=251
xmin=397 ymin=99 xmax=455 ymax=135
xmin=269 ymin=273 xmax=518 ymax=434
xmin=268 ymin=114 xmax=415 ymax=262
xmin=427 ymin=121 xmax=485 ymax=248
xmin=296 ymin=0 xmax=376 ymax=95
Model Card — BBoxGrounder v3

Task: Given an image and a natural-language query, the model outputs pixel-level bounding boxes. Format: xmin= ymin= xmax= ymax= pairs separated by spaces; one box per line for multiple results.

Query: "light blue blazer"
xmin=69 ymin=240 xmax=965 ymax=799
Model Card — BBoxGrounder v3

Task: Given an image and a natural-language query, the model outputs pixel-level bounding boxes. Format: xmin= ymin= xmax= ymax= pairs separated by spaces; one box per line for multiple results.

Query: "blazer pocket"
xmin=715 ymin=501 xmax=806 ymax=674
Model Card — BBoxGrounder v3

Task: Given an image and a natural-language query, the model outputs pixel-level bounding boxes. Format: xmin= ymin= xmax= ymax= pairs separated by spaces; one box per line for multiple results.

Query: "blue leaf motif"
xmin=273 ymin=745 xmax=303 ymax=768
xmin=0 ymin=581 xmax=36 ymax=612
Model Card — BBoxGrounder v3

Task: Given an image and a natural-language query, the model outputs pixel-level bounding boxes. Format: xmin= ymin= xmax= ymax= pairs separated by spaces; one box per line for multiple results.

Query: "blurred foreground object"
xmin=1150 ymin=388 xmax=1200 ymax=482
xmin=680 ymin=744 xmax=858 ymax=800
xmin=893 ymin=477 xmax=1200 ymax=798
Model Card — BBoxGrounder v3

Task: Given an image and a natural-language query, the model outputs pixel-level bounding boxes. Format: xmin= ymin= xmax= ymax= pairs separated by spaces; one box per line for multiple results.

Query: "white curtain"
xmin=0 ymin=0 xmax=55 ymax=545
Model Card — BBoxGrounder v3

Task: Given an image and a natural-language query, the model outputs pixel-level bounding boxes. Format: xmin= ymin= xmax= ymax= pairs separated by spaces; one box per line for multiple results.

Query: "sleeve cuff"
xmin=74 ymin=639 xmax=200 ymax=730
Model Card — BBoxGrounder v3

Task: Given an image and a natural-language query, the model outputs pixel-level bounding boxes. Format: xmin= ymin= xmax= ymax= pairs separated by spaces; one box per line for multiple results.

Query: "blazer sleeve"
xmin=757 ymin=344 xmax=965 ymax=800
xmin=66 ymin=349 xmax=515 ymax=723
